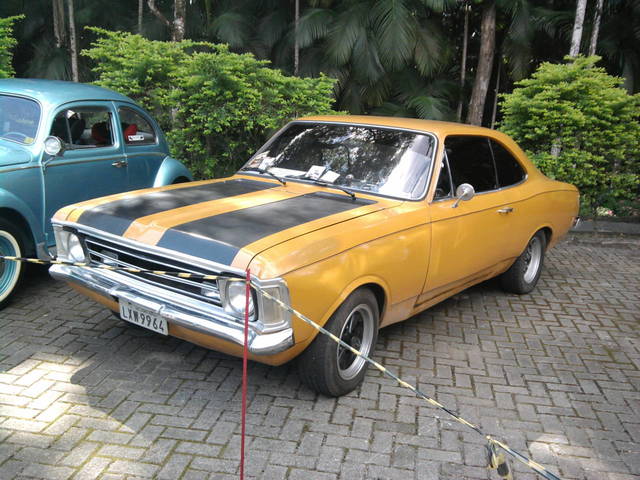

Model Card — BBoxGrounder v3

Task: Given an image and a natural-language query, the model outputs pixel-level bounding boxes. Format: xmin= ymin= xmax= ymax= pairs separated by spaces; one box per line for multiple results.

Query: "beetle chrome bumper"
xmin=49 ymin=264 xmax=294 ymax=355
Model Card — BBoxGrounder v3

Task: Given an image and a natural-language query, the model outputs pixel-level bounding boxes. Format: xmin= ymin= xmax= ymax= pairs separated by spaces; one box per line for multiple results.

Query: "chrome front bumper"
xmin=50 ymin=264 xmax=294 ymax=355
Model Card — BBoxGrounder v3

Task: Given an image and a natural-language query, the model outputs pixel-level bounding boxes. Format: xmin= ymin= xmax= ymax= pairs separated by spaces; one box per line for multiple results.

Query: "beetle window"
xmin=444 ymin=136 xmax=497 ymax=193
xmin=50 ymin=107 xmax=114 ymax=148
xmin=490 ymin=140 xmax=525 ymax=187
xmin=118 ymin=107 xmax=157 ymax=145
xmin=0 ymin=95 xmax=40 ymax=145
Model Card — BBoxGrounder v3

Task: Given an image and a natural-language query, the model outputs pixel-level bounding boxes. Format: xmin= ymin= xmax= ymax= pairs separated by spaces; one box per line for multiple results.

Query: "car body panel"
xmin=50 ymin=116 xmax=579 ymax=367
xmin=0 ymin=79 xmax=192 ymax=257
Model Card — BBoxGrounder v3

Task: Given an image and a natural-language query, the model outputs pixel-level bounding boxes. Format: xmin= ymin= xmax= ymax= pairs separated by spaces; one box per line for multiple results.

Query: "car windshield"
xmin=244 ymin=122 xmax=436 ymax=200
xmin=0 ymin=95 xmax=40 ymax=145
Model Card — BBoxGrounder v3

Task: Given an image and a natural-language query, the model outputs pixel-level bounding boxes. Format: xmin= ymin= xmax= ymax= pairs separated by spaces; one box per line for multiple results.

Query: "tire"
xmin=500 ymin=230 xmax=547 ymax=294
xmin=298 ymin=288 xmax=379 ymax=397
xmin=0 ymin=218 xmax=26 ymax=310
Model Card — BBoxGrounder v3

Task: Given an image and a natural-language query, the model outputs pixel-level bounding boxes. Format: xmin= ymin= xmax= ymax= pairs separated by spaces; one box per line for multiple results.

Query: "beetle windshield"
xmin=244 ymin=122 xmax=436 ymax=200
xmin=0 ymin=95 xmax=40 ymax=145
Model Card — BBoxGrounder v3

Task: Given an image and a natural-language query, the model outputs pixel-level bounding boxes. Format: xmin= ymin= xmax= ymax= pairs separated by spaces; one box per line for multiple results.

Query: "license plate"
xmin=119 ymin=299 xmax=168 ymax=335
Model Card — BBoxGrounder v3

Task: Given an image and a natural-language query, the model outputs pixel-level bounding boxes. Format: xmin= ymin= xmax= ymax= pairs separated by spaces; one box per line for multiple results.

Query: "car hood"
xmin=61 ymin=177 xmax=394 ymax=271
xmin=0 ymin=141 xmax=32 ymax=167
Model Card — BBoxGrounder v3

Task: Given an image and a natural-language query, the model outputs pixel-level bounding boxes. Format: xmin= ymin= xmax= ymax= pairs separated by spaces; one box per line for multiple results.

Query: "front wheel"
xmin=500 ymin=230 xmax=547 ymax=294
xmin=0 ymin=219 xmax=26 ymax=309
xmin=298 ymin=288 xmax=379 ymax=397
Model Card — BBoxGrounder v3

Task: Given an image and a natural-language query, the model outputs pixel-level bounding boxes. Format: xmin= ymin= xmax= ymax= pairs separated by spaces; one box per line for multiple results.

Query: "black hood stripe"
xmin=77 ymin=179 xmax=276 ymax=236
xmin=156 ymin=192 xmax=376 ymax=264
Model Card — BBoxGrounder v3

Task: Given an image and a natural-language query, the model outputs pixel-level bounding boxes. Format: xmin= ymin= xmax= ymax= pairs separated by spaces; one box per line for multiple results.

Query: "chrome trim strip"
xmin=49 ymin=264 xmax=294 ymax=355
xmin=0 ymin=164 xmax=40 ymax=174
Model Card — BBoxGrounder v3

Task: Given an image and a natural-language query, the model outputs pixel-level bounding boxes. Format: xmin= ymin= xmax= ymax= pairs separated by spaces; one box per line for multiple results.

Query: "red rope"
xmin=240 ymin=269 xmax=250 ymax=480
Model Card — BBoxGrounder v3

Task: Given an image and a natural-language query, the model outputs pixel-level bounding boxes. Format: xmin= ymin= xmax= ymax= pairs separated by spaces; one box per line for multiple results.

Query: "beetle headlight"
xmin=54 ymin=227 xmax=86 ymax=263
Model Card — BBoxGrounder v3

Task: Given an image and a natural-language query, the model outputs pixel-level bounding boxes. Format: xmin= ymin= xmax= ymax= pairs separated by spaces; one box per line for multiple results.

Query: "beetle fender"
xmin=152 ymin=156 xmax=193 ymax=187
xmin=0 ymin=188 xmax=43 ymax=256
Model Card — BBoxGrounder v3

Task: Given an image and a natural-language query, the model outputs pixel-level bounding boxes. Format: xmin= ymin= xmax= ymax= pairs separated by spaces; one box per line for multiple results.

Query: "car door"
xmin=418 ymin=135 xmax=517 ymax=305
xmin=42 ymin=102 xmax=128 ymax=245
xmin=115 ymin=104 xmax=165 ymax=190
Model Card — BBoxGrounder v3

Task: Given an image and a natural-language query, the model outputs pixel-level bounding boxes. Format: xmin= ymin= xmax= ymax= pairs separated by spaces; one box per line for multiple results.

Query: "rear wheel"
xmin=500 ymin=230 xmax=546 ymax=294
xmin=298 ymin=288 xmax=379 ymax=397
xmin=0 ymin=219 xmax=26 ymax=309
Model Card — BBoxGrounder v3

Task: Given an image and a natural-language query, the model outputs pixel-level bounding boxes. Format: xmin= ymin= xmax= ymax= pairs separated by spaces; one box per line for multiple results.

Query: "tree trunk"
xmin=456 ymin=1 xmax=470 ymax=122
xmin=138 ymin=0 xmax=144 ymax=34
xmin=53 ymin=0 xmax=66 ymax=48
xmin=147 ymin=0 xmax=172 ymax=35
xmin=589 ymin=0 xmax=604 ymax=56
xmin=294 ymin=0 xmax=300 ymax=75
xmin=466 ymin=1 xmax=495 ymax=126
xmin=67 ymin=0 xmax=79 ymax=82
xmin=490 ymin=56 xmax=501 ymax=129
xmin=172 ymin=0 xmax=186 ymax=42
xmin=570 ymin=0 xmax=588 ymax=57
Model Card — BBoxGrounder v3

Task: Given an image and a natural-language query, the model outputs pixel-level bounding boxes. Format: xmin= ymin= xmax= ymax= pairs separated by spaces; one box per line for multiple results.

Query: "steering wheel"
xmin=2 ymin=131 xmax=30 ymax=142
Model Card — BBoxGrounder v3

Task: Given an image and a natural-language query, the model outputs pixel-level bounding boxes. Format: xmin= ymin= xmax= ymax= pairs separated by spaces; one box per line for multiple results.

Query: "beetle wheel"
xmin=0 ymin=219 xmax=26 ymax=309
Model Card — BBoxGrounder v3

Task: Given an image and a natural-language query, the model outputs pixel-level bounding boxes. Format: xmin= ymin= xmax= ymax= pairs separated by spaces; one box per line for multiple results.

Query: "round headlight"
xmin=67 ymin=234 xmax=86 ymax=263
xmin=226 ymin=281 xmax=254 ymax=317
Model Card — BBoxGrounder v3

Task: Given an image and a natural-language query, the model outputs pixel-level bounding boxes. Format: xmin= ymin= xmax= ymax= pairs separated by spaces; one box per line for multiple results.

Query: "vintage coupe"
xmin=50 ymin=116 xmax=579 ymax=396
xmin=0 ymin=79 xmax=192 ymax=307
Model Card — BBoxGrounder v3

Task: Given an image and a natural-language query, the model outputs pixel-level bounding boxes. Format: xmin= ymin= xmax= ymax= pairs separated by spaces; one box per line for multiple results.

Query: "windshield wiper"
xmin=312 ymin=180 xmax=357 ymax=201
xmin=240 ymin=167 xmax=286 ymax=186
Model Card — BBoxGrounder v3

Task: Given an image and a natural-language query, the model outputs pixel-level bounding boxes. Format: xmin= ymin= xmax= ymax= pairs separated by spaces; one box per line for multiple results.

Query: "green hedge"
xmin=0 ymin=16 xmax=22 ymax=78
xmin=83 ymin=29 xmax=337 ymax=179
xmin=500 ymin=56 xmax=640 ymax=214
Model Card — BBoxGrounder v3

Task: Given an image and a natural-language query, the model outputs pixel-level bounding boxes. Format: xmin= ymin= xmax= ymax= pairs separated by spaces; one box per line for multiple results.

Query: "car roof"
xmin=298 ymin=115 xmax=501 ymax=137
xmin=0 ymin=78 xmax=134 ymax=108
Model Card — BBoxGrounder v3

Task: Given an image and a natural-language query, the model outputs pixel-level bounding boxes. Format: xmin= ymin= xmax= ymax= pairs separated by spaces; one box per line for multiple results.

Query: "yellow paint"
xmin=57 ymin=116 xmax=578 ymax=367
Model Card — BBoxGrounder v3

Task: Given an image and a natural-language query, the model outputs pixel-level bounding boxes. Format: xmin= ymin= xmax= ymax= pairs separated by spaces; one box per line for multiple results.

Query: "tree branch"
xmin=146 ymin=0 xmax=171 ymax=29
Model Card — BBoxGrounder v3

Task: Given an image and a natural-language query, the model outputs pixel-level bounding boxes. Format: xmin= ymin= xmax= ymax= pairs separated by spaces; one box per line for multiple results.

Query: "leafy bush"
xmin=83 ymin=29 xmax=337 ymax=178
xmin=499 ymin=56 xmax=640 ymax=214
xmin=0 ymin=16 xmax=22 ymax=78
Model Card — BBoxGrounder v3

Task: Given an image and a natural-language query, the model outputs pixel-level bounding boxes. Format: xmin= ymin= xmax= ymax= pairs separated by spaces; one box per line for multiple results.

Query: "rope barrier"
xmin=1 ymin=255 xmax=563 ymax=480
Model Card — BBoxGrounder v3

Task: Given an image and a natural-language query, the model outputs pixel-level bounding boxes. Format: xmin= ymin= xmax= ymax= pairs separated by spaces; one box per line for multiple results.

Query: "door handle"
xmin=112 ymin=160 xmax=128 ymax=168
xmin=497 ymin=207 xmax=514 ymax=214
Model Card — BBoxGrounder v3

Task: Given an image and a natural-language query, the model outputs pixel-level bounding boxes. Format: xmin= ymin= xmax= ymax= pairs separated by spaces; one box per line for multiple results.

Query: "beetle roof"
xmin=299 ymin=115 xmax=502 ymax=137
xmin=0 ymin=78 xmax=134 ymax=108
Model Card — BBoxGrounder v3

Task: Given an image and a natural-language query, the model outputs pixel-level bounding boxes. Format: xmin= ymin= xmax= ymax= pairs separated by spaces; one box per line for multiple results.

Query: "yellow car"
xmin=50 ymin=116 xmax=579 ymax=396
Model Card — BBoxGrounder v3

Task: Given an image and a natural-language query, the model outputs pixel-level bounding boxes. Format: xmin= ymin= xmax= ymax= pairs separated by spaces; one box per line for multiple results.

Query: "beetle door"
xmin=115 ymin=104 xmax=165 ymax=190
xmin=419 ymin=135 xmax=517 ymax=304
xmin=42 ymin=102 xmax=128 ymax=244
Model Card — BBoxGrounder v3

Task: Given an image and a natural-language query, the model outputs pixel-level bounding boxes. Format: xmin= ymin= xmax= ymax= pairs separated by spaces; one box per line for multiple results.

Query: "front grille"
xmin=83 ymin=234 xmax=227 ymax=306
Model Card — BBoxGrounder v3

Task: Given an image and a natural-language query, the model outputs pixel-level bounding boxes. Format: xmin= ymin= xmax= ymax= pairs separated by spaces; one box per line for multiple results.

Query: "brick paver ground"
xmin=1 ymin=237 xmax=638 ymax=480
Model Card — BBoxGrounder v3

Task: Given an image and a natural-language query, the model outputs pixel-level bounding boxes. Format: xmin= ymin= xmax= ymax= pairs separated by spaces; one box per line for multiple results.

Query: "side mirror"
xmin=452 ymin=183 xmax=475 ymax=208
xmin=44 ymin=136 xmax=66 ymax=158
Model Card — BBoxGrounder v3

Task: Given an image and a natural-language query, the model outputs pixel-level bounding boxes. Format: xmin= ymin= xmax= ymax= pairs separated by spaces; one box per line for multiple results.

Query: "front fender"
xmin=152 ymin=156 xmax=193 ymax=187
xmin=0 ymin=188 xmax=44 ymax=253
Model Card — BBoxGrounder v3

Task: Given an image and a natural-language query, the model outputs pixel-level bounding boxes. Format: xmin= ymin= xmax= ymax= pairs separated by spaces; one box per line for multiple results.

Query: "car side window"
xmin=434 ymin=156 xmax=453 ymax=200
xmin=490 ymin=140 xmax=526 ymax=187
xmin=118 ymin=107 xmax=157 ymax=146
xmin=50 ymin=107 xmax=114 ymax=148
xmin=444 ymin=136 xmax=497 ymax=193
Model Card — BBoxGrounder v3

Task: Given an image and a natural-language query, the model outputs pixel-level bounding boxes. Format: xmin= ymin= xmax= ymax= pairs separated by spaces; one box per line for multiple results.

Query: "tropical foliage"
xmin=0 ymin=16 xmax=21 ymax=78
xmin=84 ymin=29 xmax=336 ymax=178
xmin=500 ymin=56 xmax=640 ymax=213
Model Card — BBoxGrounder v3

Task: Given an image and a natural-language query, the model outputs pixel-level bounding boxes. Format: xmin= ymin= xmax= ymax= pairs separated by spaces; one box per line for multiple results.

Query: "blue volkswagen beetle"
xmin=0 ymin=79 xmax=192 ymax=308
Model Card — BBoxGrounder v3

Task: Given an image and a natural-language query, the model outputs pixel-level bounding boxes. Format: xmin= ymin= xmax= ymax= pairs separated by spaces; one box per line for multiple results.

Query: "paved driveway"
xmin=1 ymin=237 xmax=638 ymax=480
